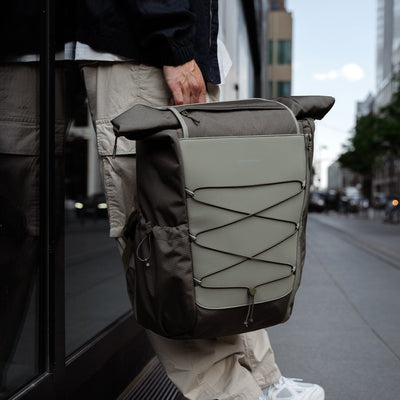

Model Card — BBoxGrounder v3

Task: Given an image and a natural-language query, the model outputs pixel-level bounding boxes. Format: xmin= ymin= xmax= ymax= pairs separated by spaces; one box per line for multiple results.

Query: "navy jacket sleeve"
xmin=129 ymin=0 xmax=196 ymax=66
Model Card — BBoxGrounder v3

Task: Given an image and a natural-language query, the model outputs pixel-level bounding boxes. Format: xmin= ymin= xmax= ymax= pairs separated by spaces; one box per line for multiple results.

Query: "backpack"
xmin=111 ymin=96 xmax=335 ymax=339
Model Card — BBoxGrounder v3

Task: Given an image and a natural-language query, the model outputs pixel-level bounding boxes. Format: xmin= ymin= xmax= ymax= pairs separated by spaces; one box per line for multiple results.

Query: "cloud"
xmin=314 ymin=64 xmax=365 ymax=82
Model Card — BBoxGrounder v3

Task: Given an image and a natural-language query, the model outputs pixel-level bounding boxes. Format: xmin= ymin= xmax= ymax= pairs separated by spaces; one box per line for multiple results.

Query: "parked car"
xmin=373 ymin=192 xmax=388 ymax=209
xmin=324 ymin=189 xmax=340 ymax=211
xmin=74 ymin=193 xmax=108 ymax=219
xmin=348 ymin=193 xmax=369 ymax=213
xmin=339 ymin=186 xmax=368 ymax=213
xmin=308 ymin=191 xmax=326 ymax=212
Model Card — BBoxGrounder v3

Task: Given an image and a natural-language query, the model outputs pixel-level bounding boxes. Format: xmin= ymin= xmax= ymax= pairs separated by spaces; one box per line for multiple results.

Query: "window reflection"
xmin=64 ymin=77 xmax=130 ymax=355
xmin=0 ymin=62 xmax=69 ymax=399
xmin=0 ymin=2 xmax=44 ymax=396
xmin=0 ymin=1 xmax=132 ymax=397
xmin=0 ymin=63 xmax=41 ymax=398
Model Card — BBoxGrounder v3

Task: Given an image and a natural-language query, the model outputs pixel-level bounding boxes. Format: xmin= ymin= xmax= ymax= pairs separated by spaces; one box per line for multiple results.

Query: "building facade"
xmin=373 ymin=0 xmax=400 ymax=196
xmin=356 ymin=94 xmax=375 ymax=120
xmin=267 ymin=0 xmax=292 ymax=98
xmin=219 ymin=0 xmax=270 ymax=100
xmin=375 ymin=0 xmax=400 ymax=111
xmin=328 ymin=161 xmax=361 ymax=192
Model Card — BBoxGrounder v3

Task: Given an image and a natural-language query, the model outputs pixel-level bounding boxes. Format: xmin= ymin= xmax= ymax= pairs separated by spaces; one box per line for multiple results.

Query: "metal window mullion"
xmin=39 ymin=0 xmax=65 ymax=395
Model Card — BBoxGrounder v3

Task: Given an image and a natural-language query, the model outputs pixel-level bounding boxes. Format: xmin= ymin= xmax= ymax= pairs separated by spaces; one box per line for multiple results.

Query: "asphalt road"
xmin=268 ymin=212 xmax=400 ymax=400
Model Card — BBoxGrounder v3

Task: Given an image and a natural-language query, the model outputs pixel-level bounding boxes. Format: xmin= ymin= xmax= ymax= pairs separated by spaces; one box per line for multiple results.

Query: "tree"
xmin=338 ymin=113 xmax=383 ymax=200
xmin=339 ymin=78 xmax=400 ymax=199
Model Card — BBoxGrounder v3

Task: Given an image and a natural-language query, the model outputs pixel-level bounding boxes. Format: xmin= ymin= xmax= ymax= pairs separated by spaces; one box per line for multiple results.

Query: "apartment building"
xmin=267 ymin=0 xmax=293 ymax=97
xmin=373 ymin=0 xmax=400 ymax=196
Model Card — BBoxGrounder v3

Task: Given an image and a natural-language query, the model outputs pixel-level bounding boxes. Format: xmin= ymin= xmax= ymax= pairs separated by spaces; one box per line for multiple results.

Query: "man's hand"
xmin=163 ymin=59 xmax=206 ymax=105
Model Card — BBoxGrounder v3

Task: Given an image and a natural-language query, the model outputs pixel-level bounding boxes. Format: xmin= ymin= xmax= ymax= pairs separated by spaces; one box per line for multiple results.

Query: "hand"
xmin=163 ymin=60 xmax=206 ymax=105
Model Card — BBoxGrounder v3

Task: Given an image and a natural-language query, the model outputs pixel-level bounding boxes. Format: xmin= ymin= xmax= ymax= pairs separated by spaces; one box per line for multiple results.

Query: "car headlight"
xmin=97 ymin=203 xmax=107 ymax=210
xmin=75 ymin=202 xmax=84 ymax=209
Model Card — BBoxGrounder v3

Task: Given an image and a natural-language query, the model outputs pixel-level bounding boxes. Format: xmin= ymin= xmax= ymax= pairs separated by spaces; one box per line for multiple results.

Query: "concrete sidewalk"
xmin=309 ymin=210 xmax=400 ymax=267
xmin=120 ymin=211 xmax=400 ymax=400
xmin=268 ymin=213 xmax=400 ymax=400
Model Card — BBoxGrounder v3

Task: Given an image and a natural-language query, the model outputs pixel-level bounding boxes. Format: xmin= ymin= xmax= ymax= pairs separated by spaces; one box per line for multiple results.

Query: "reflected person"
xmin=0 ymin=2 xmax=72 ymax=397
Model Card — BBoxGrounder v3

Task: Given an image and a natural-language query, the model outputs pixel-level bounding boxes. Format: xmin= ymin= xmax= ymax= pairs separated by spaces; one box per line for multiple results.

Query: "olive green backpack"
xmin=111 ymin=96 xmax=334 ymax=339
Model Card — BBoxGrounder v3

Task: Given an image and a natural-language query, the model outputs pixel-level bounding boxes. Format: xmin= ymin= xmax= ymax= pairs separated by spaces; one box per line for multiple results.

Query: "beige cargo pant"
xmin=82 ymin=62 xmax=281 ymax=400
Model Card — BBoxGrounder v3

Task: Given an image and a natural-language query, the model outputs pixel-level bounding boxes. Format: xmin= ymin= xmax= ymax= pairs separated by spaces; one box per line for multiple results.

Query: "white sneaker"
xmin=262 ymin=376 xmax=324 ymax=400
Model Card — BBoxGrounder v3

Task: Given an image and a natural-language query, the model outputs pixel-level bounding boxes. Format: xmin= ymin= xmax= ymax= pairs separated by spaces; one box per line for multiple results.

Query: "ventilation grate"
xmin=122 ymin=361 xmax=186 ymax=400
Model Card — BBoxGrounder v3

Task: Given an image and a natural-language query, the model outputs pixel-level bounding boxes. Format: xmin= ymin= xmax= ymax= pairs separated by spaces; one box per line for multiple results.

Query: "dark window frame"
xmin=7 ymin=2 xmax=153 ymax=399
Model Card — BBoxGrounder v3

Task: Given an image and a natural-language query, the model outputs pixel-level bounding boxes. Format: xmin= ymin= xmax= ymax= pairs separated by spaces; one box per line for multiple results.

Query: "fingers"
xmin=163 ymin=60 xmax=207 ymax=105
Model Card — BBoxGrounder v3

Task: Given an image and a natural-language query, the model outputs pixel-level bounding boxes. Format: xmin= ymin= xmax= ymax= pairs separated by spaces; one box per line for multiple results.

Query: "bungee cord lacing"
xmin=187 ymin=179 xmax=306 ymax=326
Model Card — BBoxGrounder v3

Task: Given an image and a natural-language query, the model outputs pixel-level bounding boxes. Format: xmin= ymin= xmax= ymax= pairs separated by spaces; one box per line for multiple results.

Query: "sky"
xmin=286 ymin=0 xmax=377 ymax=188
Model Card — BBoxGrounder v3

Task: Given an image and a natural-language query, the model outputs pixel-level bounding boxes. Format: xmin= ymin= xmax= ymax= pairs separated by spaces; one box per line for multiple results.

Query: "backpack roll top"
xmin=112 ymin=96 xmax=334 ymax=339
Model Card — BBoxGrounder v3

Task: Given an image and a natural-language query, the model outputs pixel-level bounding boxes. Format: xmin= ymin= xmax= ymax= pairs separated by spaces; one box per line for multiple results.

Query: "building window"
xmin=268 ymin=41 xmax=274 ymax=65
xmin=277 ymin=40 xmax=291 ymax=65
xmin=268 ymin=81 xmax=274 ymax=97
xmin=277 ymin=81 xmax=291 ymax=97
xmin=271 ymin=1 xmax=280 ymax=10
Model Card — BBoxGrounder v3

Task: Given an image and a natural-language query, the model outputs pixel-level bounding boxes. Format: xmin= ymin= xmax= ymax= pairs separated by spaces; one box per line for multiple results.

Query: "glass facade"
xmin=376 ymin=0 xmax=394 ymax=91
xmin=394 ymin=0 xmax=400 ymax=68
xmin=377 ymin=0 xmax=385 ymax=87
xmin=376 ymin=0 xmax=400 ymax=108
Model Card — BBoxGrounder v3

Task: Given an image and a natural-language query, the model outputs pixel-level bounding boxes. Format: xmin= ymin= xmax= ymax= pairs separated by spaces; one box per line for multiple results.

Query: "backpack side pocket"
xmin=125 ymin=210 xmax=196 ymax=338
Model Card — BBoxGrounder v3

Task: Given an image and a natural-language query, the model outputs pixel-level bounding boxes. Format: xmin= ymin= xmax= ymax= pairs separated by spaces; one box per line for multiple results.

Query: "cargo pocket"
xmin=125 ymin=210 xmax=196 ymax=338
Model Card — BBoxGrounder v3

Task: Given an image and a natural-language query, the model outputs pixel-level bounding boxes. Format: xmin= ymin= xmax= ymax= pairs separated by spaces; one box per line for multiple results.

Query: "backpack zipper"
xmin=179 ymin=99 xmax=285 ymax=113
xmin=179 ymin=100 xmax=300 ymax=135
xmin=180 ymin=110 xmax=201 ymax=125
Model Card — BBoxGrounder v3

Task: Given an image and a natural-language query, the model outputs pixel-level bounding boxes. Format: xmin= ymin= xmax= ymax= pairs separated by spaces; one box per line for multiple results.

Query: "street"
xmin=268 ymin=212 xmax=400 ymax=400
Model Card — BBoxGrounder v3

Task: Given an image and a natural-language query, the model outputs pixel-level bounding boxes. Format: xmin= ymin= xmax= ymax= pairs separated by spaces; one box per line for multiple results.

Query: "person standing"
xmin=75 ymin=1 xmax=325 ymax=399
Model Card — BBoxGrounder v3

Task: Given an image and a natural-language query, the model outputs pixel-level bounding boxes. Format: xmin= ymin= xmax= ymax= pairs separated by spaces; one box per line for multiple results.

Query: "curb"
xmin=309 ymin=214 xmax=400 ymax=270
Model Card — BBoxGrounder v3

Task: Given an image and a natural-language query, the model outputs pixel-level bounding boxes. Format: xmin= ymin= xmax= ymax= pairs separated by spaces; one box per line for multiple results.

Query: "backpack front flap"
xmin=112 ymin=96 xmax=334 ymax=339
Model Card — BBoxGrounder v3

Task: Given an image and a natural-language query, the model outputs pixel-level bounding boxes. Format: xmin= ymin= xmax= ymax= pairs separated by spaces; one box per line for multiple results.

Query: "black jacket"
xmin=0 ymin=1 xmax=75 ymax=58
xmin=76 ymin=0 xmax=220 ymax=84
